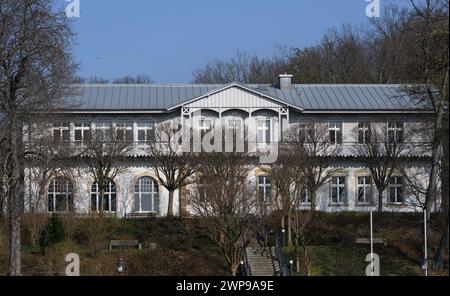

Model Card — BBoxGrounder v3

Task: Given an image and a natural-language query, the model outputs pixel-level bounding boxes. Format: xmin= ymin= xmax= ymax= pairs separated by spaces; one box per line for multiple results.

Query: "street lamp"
xmin=116 ymin=257 xmax=125 ymax=274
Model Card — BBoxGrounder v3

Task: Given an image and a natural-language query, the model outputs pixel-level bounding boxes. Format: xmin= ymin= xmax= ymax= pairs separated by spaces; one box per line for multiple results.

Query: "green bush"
xmin=39 ymin=214 xmax=66 ymax=254
xmin=308 ymin=265 xmax=331 ymax=276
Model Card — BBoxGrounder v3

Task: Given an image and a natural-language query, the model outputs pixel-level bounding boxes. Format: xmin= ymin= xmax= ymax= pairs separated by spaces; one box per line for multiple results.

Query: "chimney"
xmin=279 ymin=73 xmax=293 ymax=90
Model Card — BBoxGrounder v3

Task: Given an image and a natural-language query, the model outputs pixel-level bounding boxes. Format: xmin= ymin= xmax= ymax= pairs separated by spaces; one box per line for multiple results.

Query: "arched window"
xmin=48 ymin=177 xmax=73 ymax=212
xmin=91 ymin=180 xmax=116 ymax=212
xmin=134 ymin=177 xmax=158 ymax=212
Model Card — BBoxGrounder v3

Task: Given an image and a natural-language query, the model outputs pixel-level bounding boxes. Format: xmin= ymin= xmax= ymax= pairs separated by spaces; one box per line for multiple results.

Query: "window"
xmin=298 ymin=122 xmax=314 ymax=143
xmin=136 ymin=122 xmax=154 ymax=144
xmin=91 ymin=180 xmax=116 ymax=212
xmin=301 ymin=188 xmax=312 ymax=204
xmin=94 ymin=123 xmax=111 ymax=141
xmin=258 ymin=176 xmax=272 ymax=203
xmin=227 ymin=119 xmax=242 ymax=130
xmin=134 ymin=177 xmax=158 ymax=212
xmin=358 ymin=122 xmax=371 ymax=144
xmin=48 ymin=177 xmax=73 ymax=212
xmin=196 ymin=176 xmax=207 ymax=202
xmin=74 ymin=123 xmax=91 ymax=145
xmin=329 ymin=121 xmax=343 ymax=144
xmin=388 ymin=121 xmax=404 ymax=143
xmin=331 ymin=176 xmax=346 ymax=204
xmin=198 ymin=118 xmax=213 ymax=136
xmin=257 ymin=119 xmax=271 ymax=144
xmin=52 ymin=123 xmax=70 ymax=143
xmin=389 ymin=177 xmax=404 ymax=204
xmin=116 ymin=122 xmax=134 ymax=142
xmin=357 ymin=176 xmax=372 ymax=204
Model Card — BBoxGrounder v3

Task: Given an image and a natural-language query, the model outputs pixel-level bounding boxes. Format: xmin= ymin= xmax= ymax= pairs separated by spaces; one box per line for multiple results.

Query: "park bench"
xmin=124 ymin=212 xmax=156 ymax=219
xmin=109 ymin=240 xmax=142 ymax=250
xmin=355 ymin=238 xmax=387 ymax=246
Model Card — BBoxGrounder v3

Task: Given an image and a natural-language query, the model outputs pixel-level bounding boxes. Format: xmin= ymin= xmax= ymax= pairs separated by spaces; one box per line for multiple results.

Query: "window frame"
xmin=51 ymin=122 xmax=70 ymax=143
xmin=388 ymin=176 xmax=404 ymax=204
xmin=256 ymin=118 xmax=272 ymax=144
xmin=74 ymin=122 xmax=91 ymax=146
xmin=134 ymin=177 xmax=159 ymax=213
xmin=115 ymin=122 xmax=134 ymax=142
xmin=329 ymin=121 xmax=343 ymax=144
xmin=330 ymin=176 xmax=346 ymax=206
xmin=94 ymin=122 xmax=112 ymax=141
xmin=90 ymin=179 xmax=117 ymax=213
xmin=387 ymin=121 xmax=404 ymax=143
xmin=298 ymin=122 xmax=315 ymax=143
xmin=357 ymin=121 xmax=371 ymax=144
xmin=356 ymin=176 xmax=373 ymax=205
xmin=258 ymin=175 xmax=272 ymax=203
xmin=136 ymin=122 xmax=155 ymax=145
xmin=47 ymin=177 xmax=73 ymax=213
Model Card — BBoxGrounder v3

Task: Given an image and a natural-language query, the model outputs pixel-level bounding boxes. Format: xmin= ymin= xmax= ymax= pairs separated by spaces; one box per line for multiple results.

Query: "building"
xmin=24 ymin=74 xmax=436 ymax=217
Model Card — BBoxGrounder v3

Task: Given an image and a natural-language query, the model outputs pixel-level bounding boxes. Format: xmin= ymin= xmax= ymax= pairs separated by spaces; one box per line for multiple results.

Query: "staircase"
xmin=245 ymin=244 xmax=281 ymax=276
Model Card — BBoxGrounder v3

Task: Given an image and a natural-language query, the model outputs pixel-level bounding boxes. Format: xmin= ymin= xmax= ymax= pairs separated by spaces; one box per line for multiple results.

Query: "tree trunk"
xmin=167 ymin=189 xmax=174 ymax=217
xmin=377 ymin=189 xmax=383 ymax=213
xmin=231 ymin=263 xmax=238 ymax=276
xmin=433 ymin=213 xmax=449 ymax=270
xmin=287 ymin=211 xmax=293 ymax=247
xmin=433 ymin=121 xmax=449 ymax=270
xmin=178 ymin=183 xmax=187 ymax=219
xmin=310 ymin=189 xmax=317 ymax=212
xmin=8 ymin=212 xmax=22 ymax=276
xmin=295 ymin=236 xmax=300 ymax=272
xmin=7 ymin=112 xmax=24 ymax=276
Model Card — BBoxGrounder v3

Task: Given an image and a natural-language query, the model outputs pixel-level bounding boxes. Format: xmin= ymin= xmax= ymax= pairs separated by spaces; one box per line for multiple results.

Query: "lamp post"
xmin=423 ymin=209 xmax=428 ymax=276
xmin=116 ymin=257 xmax=125 ymax=275
xmin=289 ymin=260 xmax=294 ymax=275
xmin=281 ymin=228 xmax=285 ymax=247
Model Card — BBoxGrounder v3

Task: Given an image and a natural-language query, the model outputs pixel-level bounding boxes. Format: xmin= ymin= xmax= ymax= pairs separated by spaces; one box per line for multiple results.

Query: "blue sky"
xmin=71 ymin=0 xmax=409 ymax=83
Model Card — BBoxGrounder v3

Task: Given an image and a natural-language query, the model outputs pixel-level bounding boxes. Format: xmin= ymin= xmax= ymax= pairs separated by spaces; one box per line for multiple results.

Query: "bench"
xmin=355 ymin=238 xmax=387 ymax=246
xmin=109 ymin=240 xmax=142 ymax=250
xmin=124 ymin=212 xmax=156 ymax=219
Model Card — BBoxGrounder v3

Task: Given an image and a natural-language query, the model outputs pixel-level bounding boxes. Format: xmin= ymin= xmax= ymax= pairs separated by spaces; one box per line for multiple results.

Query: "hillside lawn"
xmin=0 ymin=212 xmax=448 ymax=276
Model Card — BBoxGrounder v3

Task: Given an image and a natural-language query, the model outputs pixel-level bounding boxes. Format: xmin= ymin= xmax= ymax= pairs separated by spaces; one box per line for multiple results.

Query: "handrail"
xmin=240 ymin=227 xmax=252 ymax=276
xmin=276 ymin=231 xmax=291 ymax=276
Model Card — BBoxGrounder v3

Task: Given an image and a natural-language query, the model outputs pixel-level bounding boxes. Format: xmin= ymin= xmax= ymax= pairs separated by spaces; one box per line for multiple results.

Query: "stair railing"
xmin=241 ymin=228 xmax=252 ymax=276
xmin=276 ymin=231 xmax=291 ymax=276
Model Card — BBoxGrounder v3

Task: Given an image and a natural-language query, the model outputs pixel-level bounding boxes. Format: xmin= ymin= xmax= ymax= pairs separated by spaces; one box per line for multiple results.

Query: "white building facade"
xmin=25 ymin=75 xmax=436 ymax=217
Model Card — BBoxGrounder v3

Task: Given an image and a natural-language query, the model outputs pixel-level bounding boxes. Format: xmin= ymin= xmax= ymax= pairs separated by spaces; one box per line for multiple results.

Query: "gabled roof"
xmin=167 ymin=83 xmax=303 ymax=111
xmin=60 ymin=83 xmax=433 ymax=113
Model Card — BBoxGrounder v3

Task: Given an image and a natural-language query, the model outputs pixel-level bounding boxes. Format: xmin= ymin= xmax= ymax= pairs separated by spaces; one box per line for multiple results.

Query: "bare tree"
xmin=0 ymin=0 xmax=78 ymax=275
xmin=405 ymin=0 xmax=449 ymax=270
xmin=193 ymin=51 xmax=290 ymax=84
xmin=352 ymin=122 xmax=411 ymax=212
xmin=112 ymin=75 xmax=153 ymax=84
xmin=264 ymin=144 xmax=305 ymax=247
xmin=149 ymin=122 xmax=198 ymax=218
xmin=79 ymin=124 xmax=133 ymax=216
xmin=189 ymin=152 xmax=256 ymax=276
xmin=289 ymin=123 xmax=342 ymax=212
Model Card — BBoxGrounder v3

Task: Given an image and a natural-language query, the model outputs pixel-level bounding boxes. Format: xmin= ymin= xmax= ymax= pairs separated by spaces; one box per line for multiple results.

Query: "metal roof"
xmin=61 ymin=83 xmax=432 ymax=113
